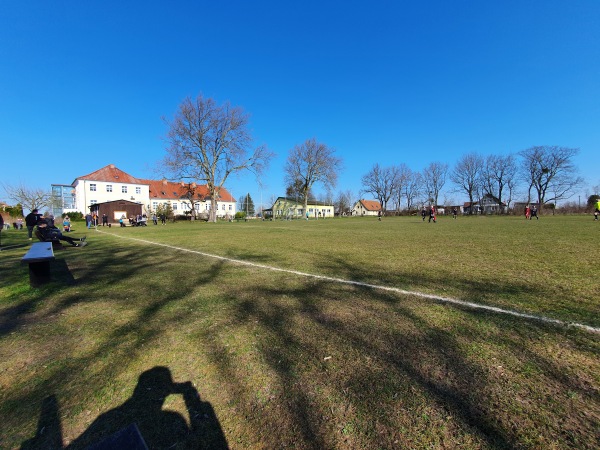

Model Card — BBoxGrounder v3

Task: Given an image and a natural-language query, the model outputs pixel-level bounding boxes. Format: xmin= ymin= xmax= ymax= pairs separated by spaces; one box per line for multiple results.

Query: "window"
xmin=135 ymin=187 xmax=141 ymax=194
xmin=90 ymin=200 xmax=97 ymax=205
xmin=172 ymin=203 xmax=177 ymax=210
xmin=221 ymin=204 xmax=225 ymax=210
xmin=229 ymin=205 xmax=232 ymax=211
xmin=90 ymin=184 xmax=96 ymax=192
xmin=152 ymin=202 xmax=158 ymax=209
xmin=122 ymin=186 xmax=127 ymax=194
xmin=106 ymin=185 xmax=113 ymax=192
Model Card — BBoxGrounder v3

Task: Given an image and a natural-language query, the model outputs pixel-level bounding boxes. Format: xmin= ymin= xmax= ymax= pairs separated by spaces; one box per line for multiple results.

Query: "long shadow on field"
xmin=208 ymin=269 xmax=598 ymax=449
xmin=3 ymin=236 xmax=229 ymax=448
xmin=21 ymin=367 xmax=229 ymax=449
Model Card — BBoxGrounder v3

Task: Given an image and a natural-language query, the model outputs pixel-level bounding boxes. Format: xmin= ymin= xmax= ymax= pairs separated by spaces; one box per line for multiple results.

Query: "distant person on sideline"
xmin=421 ymin=206 xmax=427 ymax=221
xmin=452 ymin=207 xmax=457 ymax=219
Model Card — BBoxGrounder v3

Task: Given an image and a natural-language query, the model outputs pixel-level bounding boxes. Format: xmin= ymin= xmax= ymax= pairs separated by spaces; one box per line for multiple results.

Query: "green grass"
xmin=1 ymin=215 xmax=599 ymax=449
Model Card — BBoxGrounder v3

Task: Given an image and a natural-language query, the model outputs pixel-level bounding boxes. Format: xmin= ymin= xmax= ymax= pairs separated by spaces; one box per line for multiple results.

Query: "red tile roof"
xmin=140 ymin=179 xmax=235 ymax=202
xmin=358 ymin=199 xmax=382 ymax=211
xmin=75 ymin=164 xmax=143 ymax=185
xmin=75 ymin=165 xmax=235 ymax=202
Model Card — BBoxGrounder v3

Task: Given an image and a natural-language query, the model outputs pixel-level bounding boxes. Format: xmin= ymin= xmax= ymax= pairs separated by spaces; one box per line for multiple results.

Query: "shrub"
xmin=64 ymin=212 xmax=84 ymax=220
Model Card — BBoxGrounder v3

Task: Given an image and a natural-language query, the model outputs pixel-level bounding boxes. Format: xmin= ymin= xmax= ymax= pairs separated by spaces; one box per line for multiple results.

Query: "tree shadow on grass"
xmin=208 ymin=266 xmax=599 ymax=449
xmin=21 ymin=366 xmax=229 ymax=450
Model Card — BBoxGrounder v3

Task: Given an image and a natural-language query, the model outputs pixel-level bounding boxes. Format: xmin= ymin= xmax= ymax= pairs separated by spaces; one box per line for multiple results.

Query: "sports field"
xmin=1 ymin=215 xmax=598 ymax=449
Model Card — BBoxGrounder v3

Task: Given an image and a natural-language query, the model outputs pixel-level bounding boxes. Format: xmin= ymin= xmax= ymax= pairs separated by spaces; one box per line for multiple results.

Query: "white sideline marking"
xmin=100 ymin=231 xmax=600 ymax=334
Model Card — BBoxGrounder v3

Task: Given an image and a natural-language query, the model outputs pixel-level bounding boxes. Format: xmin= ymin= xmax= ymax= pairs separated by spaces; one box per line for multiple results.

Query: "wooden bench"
xmin=22 ymin=242 xmax=55 ymax=286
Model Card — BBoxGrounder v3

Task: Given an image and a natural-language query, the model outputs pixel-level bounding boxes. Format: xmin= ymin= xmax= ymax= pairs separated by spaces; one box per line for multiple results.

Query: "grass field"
xmin=1 ymin=215 xmax=599 ymax=449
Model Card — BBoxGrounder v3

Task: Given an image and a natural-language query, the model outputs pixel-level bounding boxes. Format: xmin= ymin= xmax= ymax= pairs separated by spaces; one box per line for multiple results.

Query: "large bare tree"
xmin=392 ymin=163 xmax=412 ymax=213
xmin=450 ymin=153 xmax=484 ymax=214
xmin=284 ymin=138 xmax=342 ymax=213
xmin=483 ymin=153 xmax=518 ymax=213
xmin=361 ymin=164 xmax=399 ymax=216
xmin=404 ymin=170 xmax=423 ymax=211
xmin=162 ymin=95 xmax=273 ymax=222
xmin=2 ymin=183 xmax=52 ymax=214
xmin=519 ymin=146 xmax=583 ymax=213
xmin=422 ymin=161 xmax=448 ymax=207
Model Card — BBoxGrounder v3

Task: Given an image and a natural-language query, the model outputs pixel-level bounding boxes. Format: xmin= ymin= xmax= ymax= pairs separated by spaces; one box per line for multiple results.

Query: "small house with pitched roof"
xmin=352 ymin=199 xmax=382 ymax=216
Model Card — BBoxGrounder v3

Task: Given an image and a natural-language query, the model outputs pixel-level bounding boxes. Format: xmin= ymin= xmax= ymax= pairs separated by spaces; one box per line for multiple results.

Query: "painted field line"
xmin=100 ymin=231 xmax=600 ymax=334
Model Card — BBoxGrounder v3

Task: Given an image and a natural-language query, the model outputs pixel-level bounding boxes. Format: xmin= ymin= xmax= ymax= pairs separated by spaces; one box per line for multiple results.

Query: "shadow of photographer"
xmin=22 ymin=366 xmax=229 ymax=449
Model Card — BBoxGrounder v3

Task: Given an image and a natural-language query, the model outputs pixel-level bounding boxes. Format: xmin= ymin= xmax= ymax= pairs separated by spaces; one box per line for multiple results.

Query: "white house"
xmin=266 ymin=197 xmax=334 ymax=219
xmin=52 ymin=164 xmax=236 ymax=218
xmin=352 ymin=199 xmax=382 ymax=216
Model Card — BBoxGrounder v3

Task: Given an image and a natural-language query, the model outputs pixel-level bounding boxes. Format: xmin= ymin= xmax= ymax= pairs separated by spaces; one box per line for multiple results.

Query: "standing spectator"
xmin=530 ymin=205 xmax=539 ymax=220
xmin=85 ymin=212 xmax=93 ymax=229
xmin=102 ymin=213 xmax=109 ymax=226
xmin=160 ymin=214 xmax=166 ymax=225
xmin=452 ymin=207 xmax=458 ymax=219
xmin=25 ymin=209 xmax=42 ymax=240
xmin=17 ymin=218 xmax=23 ymax=229
xmin=429 ymin=205 xmax=436 ymax=223
xmin=152 ymin=213 xmax=158 ymax=225
xmin=524 ymin=205 xmax=530 ymax=219
xmin=421 ymin=206 xmax=427 ymax=221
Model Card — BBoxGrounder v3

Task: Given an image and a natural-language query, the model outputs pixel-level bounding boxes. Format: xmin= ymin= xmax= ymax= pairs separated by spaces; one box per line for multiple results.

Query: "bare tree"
xmin=392 ymin=164 xmax=412 ymax=213
xmin=162 ymin=94 xmax=273 ymax=222
xmin=334 ymin=189 xmax=354 ymax=215
xmin=422 ymin=161 xmax=448 ymax=207
xmin=483 ymin=154 xmax=518 ymax=213
xmin=361 ymin=164 xmax=399 ymax=215
xmin=450 ymin=153 xmax=484 ymax=214
xmin=519 ymin=146 xmax=583 ymax=213
xmin=284 ymin=138 xmax=342 ymax=213
xmin=404 ymin=170 xmax=423 ymax=211
xmin=2 ymin=183 xmax=52 ymax=214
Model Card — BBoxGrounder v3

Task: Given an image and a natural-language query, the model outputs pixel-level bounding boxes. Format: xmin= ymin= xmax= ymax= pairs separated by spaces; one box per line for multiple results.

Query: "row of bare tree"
xmin=358 ymin=146 xmax=583 ymax=215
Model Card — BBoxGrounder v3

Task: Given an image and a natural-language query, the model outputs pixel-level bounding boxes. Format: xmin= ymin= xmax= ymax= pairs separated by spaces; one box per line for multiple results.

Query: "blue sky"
xmin=1 ymin=1 xmax=599 ymax=209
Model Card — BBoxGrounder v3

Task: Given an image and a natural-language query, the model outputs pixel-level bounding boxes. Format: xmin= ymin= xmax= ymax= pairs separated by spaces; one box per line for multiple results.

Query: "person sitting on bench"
xmin=37 ymin=219 xmax=86 ymax=247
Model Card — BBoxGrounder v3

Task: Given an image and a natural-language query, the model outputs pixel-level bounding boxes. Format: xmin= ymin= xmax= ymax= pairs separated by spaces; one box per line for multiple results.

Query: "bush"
xmin=64 ymin=212 xmax=83 ymax=220
xmin=235 ymin=212 xmax=246 ymax=220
